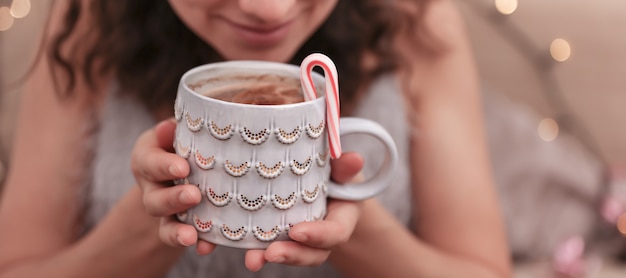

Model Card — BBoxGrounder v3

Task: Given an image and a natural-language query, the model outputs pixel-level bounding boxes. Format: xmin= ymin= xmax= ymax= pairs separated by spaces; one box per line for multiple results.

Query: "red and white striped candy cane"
xmin=300 ymin=53 xmax=341 ymax=159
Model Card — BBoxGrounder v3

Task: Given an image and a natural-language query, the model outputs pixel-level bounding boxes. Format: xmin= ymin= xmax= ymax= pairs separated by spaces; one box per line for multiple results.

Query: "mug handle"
xmin=326 ymin=117 xmax=399 ymax=201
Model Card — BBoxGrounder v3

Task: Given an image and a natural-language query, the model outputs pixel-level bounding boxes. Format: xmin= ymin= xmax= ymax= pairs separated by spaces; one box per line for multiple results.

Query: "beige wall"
xmin=456 ymin=0 xmax=626 ymax=163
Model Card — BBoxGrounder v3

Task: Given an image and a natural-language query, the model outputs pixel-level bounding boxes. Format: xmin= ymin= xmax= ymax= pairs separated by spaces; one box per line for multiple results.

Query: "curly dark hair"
xmin=50 ymin=0 xmax=431 ymax=111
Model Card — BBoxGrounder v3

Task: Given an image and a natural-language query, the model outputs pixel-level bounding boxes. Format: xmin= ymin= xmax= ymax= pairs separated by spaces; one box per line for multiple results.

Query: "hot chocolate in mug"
xmin=173 ymin=55 xmax=398 ymax=249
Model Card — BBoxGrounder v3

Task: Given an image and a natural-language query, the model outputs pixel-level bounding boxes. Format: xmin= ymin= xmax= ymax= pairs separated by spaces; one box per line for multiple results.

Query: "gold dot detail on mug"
xmin=206 ymin=188 xmax=233 ymax=207
xmin=316 ymin=151 xmax=329 ymax=167
xmin=275 ymin=126 xmax=303 ymax=144
xmin=194 ymin=150 xmax=215 ymax=170
xmin=311 ymin=211 xmax=326 ymax=222
xmin=290 ymin=157 xmax=313 ymax=175
xmin=221 ymin=224 xmax=247 ymax=241
xmin=174 ymin=101 xmax=183 ymax=122
xmin=302 ymin=184 xmax=321 ymax=203
xmin=193 ymin=215 xmax=213 ymax=233
xmin=208 ymin=121 xmax=235 ymax=140
xmin=185 ymin=112 xmax=204 ymax=132
xmin=252 ymin=226 xmax=282 ymax=242
xmin=240 ymin=127 xmax=271 ymax=145
xmin=177 ymin=113 xmax=325 ymax=144
xmin=255 ymin=161 xmax=286 ymax=179
xmin=305 ymin=120 xmax=325 ymax=139
xmin=236 ymin=194 xmax=268 ymax=211
xmin=174 ymin=141 xmax=191 ymax=159
xmin=224 ymin=160 xmax=251 ymax=177
xmin=271 ymin=192 xmax=298 ymax=210
xmin=285 ymin=223 xmax=295 ymax=235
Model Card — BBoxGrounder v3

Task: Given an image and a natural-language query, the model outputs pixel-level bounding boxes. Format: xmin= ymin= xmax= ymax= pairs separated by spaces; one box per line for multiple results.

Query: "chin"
xmin=216 ymin=43 xmax=302 ymax=63
xmin=222 ymin=51 xmax=297 ymax=63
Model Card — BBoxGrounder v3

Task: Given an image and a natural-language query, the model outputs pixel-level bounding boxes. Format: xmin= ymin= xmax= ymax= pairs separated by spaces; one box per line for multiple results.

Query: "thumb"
xmin=330 ymin=152 xmax=364 ymax=184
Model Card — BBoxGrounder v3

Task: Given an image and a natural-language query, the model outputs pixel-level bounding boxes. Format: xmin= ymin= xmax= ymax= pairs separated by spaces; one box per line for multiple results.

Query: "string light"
xmin=550 ymin=38 xmax=572 ymax=62
xmin=0 ymin=0 xmax=31 ymax=32
xmin=538 ymin=118 xmax=559 ymax=141
xmin=495 ymin=0 xmax=518 ymax=15
xmin=10 ymin=0 xmax=30 ymax=19
xmin=0 ymin=6 xmax=14 ymax=31
xmin=487 ymin=1 xmax=593 ymax=147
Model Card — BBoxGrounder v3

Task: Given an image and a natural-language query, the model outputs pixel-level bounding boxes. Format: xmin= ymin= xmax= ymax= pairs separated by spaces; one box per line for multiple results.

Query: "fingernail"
xmin=179 ymin=190 xmax=194 ymax=204
xmin=177 ymin=235 xmax=190 ymax=247
xmin=290 ymin=232 xmax=308 ymax=242
xmin=169 ymin=165 xmax=180 ymax=177
xmin=271 ymin=256 xmax=286 ymax=263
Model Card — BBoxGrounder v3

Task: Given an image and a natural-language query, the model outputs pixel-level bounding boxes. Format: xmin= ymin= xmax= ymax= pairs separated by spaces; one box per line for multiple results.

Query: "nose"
xmin=238 ymin=0 xmax=296 ymax=24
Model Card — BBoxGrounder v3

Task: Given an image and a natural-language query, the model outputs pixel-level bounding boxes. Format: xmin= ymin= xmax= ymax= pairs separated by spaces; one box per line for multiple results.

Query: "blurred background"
xmin=458 ymin=0 xmax=625 ymax=165
xmin=0 ymin=0 xmax=625 ymax=277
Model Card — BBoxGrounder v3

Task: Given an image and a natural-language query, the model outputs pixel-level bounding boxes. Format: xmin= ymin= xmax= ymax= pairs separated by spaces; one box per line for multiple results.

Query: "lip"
xmin=223 ymin=18 xmax=293 ymax=48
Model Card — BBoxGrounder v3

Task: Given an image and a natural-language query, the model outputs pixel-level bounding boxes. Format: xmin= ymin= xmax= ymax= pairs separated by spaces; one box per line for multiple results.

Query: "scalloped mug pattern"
xmin=174 ymin=60 xmax=398 ymax=249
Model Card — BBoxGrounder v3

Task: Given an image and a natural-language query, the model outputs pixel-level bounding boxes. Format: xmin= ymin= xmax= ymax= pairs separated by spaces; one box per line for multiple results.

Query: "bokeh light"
xmin=538 ymin=118 xmax=559 ymax=141
xmin=495 ymin=0 xmax=518 ymax=15
xmin=550 ymin=38 xmax=572 ymax=62
xmin=10 ymin=0 xmax=31 ymax=19
xmin=0 ymin=6 xmax=15 ymax=31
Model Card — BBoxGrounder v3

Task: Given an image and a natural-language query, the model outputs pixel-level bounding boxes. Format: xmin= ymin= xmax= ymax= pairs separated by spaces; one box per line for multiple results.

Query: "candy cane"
xmin=300 ymin=53 xmax=341 ymax=159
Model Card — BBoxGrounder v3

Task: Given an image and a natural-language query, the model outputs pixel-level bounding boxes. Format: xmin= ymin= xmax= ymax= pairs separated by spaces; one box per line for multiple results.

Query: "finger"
xmin=143 ymin=184 xmax=201 ymax=217
xmin=131 ymin=120 xmax=189 ymax=182
xmin=618 ymin=213 xmax=626 ymax=235
xmin=288 ymin=200 xmax=360 ymax=249
xmin=263 ymin=241 xmax=330 ymax=266
xmin=154 ymin=119 xmax=177 ymax=152
xmin=159 ymin=217 xmax=198 ymax=247
xmin=245 ymin=249 xmax=267 ymax=272
xmin=132 ymin=136 xmax=189 ymax=185
xmin=330 ymin=152 xmax=364 ymax=184
xmin=196 ymin=240 xmax=217 ymax=256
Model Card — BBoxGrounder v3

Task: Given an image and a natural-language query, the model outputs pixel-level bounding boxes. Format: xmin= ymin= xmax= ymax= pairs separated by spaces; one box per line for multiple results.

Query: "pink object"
xmin=601 ymin=195 xmax=625 ymax=224
xmin=553 ymin=236 xmax=586 ymax=277
xmin=300 ymin=53 xmax=342 ymax=159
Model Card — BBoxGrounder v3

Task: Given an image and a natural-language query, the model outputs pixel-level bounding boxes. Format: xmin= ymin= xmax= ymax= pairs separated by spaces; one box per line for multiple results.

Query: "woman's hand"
xmin=131 ymin=119 xmax=216 ymax=255
xmin=244 ymin=153 xmax=364 ymax=272
xmin=131 ymin=119 xmax=365 ymax=271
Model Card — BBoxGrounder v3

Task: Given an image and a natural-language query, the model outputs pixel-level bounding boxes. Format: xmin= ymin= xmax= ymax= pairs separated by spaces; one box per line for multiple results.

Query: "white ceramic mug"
xmin=173 ymin=60 xmax=398 ymax=249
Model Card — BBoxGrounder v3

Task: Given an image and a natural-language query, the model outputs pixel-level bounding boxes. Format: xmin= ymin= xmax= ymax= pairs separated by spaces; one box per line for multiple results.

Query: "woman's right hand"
xmin=131 ymin=119 xmax=217 ymax=255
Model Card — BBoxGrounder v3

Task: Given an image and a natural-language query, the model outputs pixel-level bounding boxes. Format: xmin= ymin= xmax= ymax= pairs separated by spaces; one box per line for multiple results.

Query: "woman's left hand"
xmin=244 ymin=153 xmax=365 ymax=272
